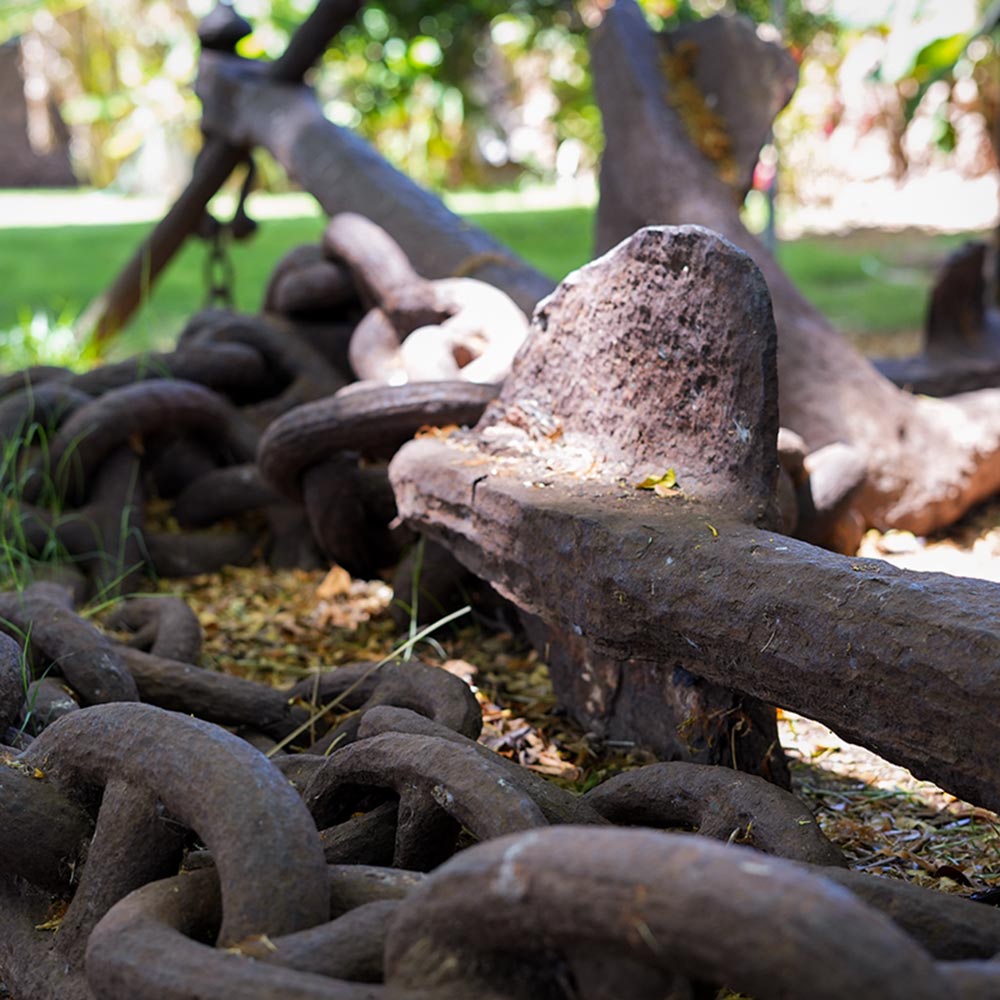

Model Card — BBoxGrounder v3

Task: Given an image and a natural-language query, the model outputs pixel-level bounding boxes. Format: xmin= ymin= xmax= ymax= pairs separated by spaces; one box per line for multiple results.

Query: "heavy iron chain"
xmin=2 ymin=585 xmax=1000 ymax=999
xmin=1 ymin=236 xmax=999 ymax=994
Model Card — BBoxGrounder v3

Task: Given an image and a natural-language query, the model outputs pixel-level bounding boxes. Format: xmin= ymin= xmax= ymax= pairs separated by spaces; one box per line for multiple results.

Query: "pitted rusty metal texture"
xmin=105 ymin=596 xmax=204 ymax=664
xmin=584 ymin=760 xmax=845 ymax=866
xmin=303 ymin=730 xmax=549 ymax=870
xmin=181 ymin=311 xmax=347 ymax=427
xmin=288 ymin=659 xmax=483 ymax=753
xmin=357 ymin=705 xmax=606 ymax=827
xmin=22 ymin=704 xmax=330 ymax=944
xmin=383 ymin=827 xmax=956 ymax=1000
xmin=118 ymin=646 xmax=308 ymax=740
xmin=85 ymin=867 xmax=383 ymax=1000
xmin=0 ymin=520 xmax=994 ymax=1000
xmin=0 ymin=582 xmax=138 ymax=704
xmin=1 ymin=59 xmax=998 ymax=994
xmin=22 ymin=676 xmax=80 ymax=733
xmin=0 ymin=752 xmax=93 ymax=892
xmin=173 ymin=463 xmax=284 ymax=530
xmin=257 ymin=379 xmax=498 ymax=500
xmin=0 ymin=632 xmax=24 ymax=732
xmin=324 ymin=213 xmax=529 ymax=386
xmin=36 ymin=379 xmax=249 ymax=506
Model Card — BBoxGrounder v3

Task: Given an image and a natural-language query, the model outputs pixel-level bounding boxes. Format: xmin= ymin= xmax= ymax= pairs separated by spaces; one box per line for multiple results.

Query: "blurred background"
xmin=0 ymin=0 xmax=997 ymax=361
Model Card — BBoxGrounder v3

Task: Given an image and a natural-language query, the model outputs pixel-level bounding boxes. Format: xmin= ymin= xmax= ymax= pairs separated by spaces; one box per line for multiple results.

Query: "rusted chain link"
xmin=383 ymin=827 xmax=954 ymax=1000
xmin=2 ymin=383 xmax=999 ymax=998
xmin=584 ymin=759 xmax=846 ymax=866
xmin=202 ymin=219 xmax=236 ymax=308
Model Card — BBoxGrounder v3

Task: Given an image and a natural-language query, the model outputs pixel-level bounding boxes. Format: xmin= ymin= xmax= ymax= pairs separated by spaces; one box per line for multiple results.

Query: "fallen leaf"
xmin=415 ymin=423 xmax=459 ymax=440
xmin=317 ymin=565 xmax=352 ymax=601
xmin=635 ymin=469 xmax=679 ymax=495
xmin=933 ymin=864 xmax=972 ymax=887
xmin=441 ymin=659 xmax=478 ymax=684
xmin=226 ymin=934 xmax=278 ymax=957
xmin=35 ymin=901 xmax=67 ymax=932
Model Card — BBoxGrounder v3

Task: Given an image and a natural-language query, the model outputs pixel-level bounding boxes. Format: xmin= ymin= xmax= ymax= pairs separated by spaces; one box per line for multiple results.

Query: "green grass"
xmin=2 ymin=216 xmax=328 ymax=360
xmin=0 ymin=190 xmax=986 ymax=364
xmin=775 ymin=229 xmax=982 ymax=355
xmin=464 ymin=205 xmax=596 ymax=282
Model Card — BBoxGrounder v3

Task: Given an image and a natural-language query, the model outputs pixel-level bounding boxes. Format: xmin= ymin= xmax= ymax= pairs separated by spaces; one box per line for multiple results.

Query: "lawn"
xmin=0 ymin=188 xmax=982 ymax=367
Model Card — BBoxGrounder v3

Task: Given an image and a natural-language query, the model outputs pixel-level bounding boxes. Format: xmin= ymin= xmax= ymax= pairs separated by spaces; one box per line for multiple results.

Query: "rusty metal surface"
xmin=384 ymin=827 xmax=952 ymax=1000
xmin=0 ymin=585 xmax=138 ymax=704
xmin=0 ymin=656 xmax=996 ymax=997
xmin=392 ymin=450 xmax=1000 ymax=811
xmin=584 ymin=760 xmax=844 ymax=866
xmin=24 ymin=704 xmax=330 ymax=944
xmin=258 ymin=381 xmax=498 ymax=499
xmin=3 ymin=152 xmax=1000 ymax=1000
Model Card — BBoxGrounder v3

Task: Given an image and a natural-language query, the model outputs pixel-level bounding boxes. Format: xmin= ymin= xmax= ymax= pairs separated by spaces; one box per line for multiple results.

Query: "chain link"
xmin=202 ymin=222 xmax=236 ymax=308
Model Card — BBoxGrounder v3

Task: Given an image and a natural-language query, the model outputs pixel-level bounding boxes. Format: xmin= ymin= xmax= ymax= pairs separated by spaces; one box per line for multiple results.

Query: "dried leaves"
xmin=783 ymin=711 xmax=1000 ymax=894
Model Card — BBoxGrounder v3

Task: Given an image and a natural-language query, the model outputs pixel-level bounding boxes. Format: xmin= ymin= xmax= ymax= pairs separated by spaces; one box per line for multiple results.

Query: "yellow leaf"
xmin=35 ymin=901 xmax=67 ymax=932
xmin=415 ymin=423 xmax=459 ymax=440
xmin=316 ymin=564 xmax=352 ymax=600
xmin=226 ymin=933 xmax=277 ymax=957
xmin=635 ymin=468 xmax=678 ymax=492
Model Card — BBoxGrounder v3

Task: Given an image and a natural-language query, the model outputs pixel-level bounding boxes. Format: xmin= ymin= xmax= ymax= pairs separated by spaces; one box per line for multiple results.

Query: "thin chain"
xmin=200 ymin=156 xmax=256 ymax=307
xmin=203 ymin=222 xmax=235 ymax=307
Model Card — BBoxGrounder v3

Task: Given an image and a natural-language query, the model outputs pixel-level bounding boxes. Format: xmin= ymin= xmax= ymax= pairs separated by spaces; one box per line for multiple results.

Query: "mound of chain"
xmin=0 ymin=466 xmax=996 ymax=994
xmin=1 ymin=584 xmax=1000 ymax=998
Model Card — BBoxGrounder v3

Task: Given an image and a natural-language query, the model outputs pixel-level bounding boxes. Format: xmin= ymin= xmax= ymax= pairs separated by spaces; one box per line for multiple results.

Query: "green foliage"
xmin=0 ymin=309 xmax=99 ymax=373
xmin=641 ymin=0 xmax=838 ymax=52
xmin=0 ymin=212 xmax=326 ymax=356
xmin=0 ymin=0 xmax=84 ymax=45
xmin=868 ymin=1 xmax=998 ymax=157
xmin=0 ymin=200 xmax=591 ymax=356
xmin=1 ymin=0 xmax=601 ymax=190
xmin=0 ymin=195 xmax=977 ymax=372
xmin=0 ymin=412 xmax=71 ymax=596
xmin=462 ymin=203 xmax=594 ymax=279
xmin=774 ymin=229 xmax=980 ymax=349
xmin=4 ymin=0 xmax=993 ymax=194
xmin=28 ymin=1 xmax=204 ymax=187
xmin=309 ymin=2 xmax=594 ymax=188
